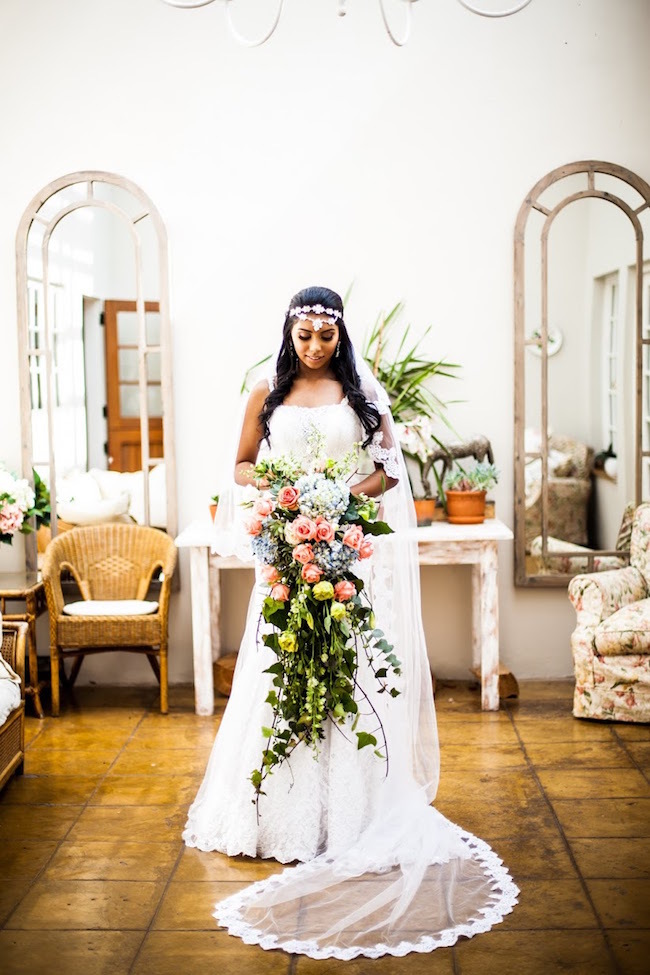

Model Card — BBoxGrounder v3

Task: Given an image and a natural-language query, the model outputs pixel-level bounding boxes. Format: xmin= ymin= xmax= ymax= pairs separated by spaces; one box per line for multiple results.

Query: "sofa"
xmin=568 ymin=503 xmax=650 ymax=722
xmin=0 ymin=620 xmax=27 ymax=791
xmin=525 ymin=431 xmax=594 ymax=551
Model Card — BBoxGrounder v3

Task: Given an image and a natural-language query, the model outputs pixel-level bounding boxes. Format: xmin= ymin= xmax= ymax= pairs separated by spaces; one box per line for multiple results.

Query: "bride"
xmin=183 ymin=286 xmax=518 ymax=960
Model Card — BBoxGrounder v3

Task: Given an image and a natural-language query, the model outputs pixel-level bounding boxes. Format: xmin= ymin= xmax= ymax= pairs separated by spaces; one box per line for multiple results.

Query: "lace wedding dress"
xmin=183 ymin=397 xmax=519 ymax=960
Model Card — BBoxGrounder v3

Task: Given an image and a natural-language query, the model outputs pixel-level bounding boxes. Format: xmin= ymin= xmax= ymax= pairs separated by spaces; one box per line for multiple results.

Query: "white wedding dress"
xmin=183 ymin=398 xmax=519 ymax=960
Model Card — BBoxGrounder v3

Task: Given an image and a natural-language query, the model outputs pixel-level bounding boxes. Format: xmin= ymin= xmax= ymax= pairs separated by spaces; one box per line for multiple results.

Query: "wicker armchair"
xmin=42 ymin=524 xmax=177 ymax=716
xmin=0 ymin=621 xmax=27 ymax=791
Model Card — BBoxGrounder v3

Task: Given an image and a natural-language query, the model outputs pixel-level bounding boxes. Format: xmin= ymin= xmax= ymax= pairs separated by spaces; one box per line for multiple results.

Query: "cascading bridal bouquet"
xmin=243 ymin=440 xmax=402 ymax=813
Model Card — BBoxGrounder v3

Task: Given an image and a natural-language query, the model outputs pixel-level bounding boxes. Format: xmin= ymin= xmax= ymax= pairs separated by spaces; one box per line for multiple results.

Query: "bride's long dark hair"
xmin=259 ymin=286 xmax=381 ymax=448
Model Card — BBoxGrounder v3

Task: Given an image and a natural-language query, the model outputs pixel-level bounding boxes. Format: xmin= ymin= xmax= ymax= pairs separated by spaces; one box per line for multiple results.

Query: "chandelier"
xmin=158 ymin=0 xmax=534 ymax=48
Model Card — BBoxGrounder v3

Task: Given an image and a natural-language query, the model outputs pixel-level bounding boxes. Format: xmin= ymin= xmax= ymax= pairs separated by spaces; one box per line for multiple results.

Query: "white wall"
xmin=1 ymin=0 xmax=649 ymax=685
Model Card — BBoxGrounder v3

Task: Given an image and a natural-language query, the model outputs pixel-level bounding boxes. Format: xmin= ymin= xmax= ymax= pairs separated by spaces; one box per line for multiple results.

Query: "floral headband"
xmin=288 ymin=304 xmax=342 ymax=329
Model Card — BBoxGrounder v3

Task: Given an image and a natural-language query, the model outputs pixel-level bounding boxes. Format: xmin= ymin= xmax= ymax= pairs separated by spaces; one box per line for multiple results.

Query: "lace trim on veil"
xmin=213 ymin=822 xmax=519 ymax=960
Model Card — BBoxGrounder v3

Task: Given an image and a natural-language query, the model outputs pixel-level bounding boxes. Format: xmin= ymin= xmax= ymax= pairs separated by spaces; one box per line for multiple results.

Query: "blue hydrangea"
xmin=294 ymin=473 xmax=350 ymax=522
xmin=250 ymin=530 xmax=279 ymax=565
xmin=312 ymin=539 xmax=358 ymax=577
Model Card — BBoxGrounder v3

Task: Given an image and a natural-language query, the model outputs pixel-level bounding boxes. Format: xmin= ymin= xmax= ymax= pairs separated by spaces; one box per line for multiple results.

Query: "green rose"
xmin=330 ymin=601 xmax=346 ymax=621
xmin=312 ymin=581 xmax=335 ymax=601
xmin=278 ymin=630 xmax=297 ymax=653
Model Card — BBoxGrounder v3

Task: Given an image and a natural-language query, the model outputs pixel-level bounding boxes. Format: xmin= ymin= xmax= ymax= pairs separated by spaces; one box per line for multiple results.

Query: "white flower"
xmin=0 ymin=468 xmax=34 ymax=512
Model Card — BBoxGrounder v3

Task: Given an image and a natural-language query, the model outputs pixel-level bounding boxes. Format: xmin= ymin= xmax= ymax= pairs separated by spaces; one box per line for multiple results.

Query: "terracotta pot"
xmin=413 ymin=498 xmax=436 ymax=526
xmin=209 ymin=503 xmax=218 ymax=522
xmin=445 ymin=489 xmax=486 ymax=525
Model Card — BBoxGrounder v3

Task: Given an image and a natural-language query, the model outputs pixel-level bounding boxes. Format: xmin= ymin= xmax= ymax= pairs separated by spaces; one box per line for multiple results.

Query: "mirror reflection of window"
xmin=515 ymin=162 xmax=650 ymax=586
xmin=16 ymin=173 xmax=177 ymax=571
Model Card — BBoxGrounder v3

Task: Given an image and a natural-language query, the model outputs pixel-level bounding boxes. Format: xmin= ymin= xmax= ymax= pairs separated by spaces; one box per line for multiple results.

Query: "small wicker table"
xmin=0 ymin=572 xmax=47 ymax=719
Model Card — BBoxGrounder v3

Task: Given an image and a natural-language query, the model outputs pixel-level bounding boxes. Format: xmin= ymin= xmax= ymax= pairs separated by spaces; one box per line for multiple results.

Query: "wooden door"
xmin=104 ymin=300 xmax=163 ymax=471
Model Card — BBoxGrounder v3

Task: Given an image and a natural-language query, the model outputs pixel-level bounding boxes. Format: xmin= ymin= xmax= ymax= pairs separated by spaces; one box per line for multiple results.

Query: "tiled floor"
xmin=1 ymin=679 xmax=649 ymax=974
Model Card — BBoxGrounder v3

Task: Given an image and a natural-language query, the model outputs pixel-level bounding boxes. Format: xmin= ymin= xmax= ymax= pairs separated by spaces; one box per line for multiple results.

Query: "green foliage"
xmin=444 ymin=461 xmax=499 ymax=493
xmin=362 ymin=303 xmax=460 ymax=426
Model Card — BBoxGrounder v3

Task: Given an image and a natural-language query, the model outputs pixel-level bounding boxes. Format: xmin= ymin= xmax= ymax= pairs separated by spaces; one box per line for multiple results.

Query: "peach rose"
xmin=293 ymin=515 xmax=318 ymax=540
xmin=244 ymin=515 xmax=264 ymax=536
xmin=260 ymin=565 xmax=281 ymax=584
xmin=334 ymin=580 xmax=356 ymax=602
xmin=270 ymin=583 xmax=290 ymax=602
xmin=358 ymin=538 xmax=374 ymax=560
xmin=253 ymin=497 xmax=274 ymax=517
xmin=277 ymin=486 xmax=300 ymax=510
xmin=342 ymin=525 xmax=364 ymax=550
xmin=301 ymin=563 xmax=323 ymax=584
xmin=314 ymin=517 xmax=336 ymax=542
xmin=293 ymin=543 xmax=315 ymax=565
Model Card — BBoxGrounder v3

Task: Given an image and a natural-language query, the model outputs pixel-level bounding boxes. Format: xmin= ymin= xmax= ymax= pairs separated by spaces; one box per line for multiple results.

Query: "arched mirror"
xmin=514 ymin=160 xmax=650 ymax=587
xmin=16 ymin=171 xmax=177 ymax=571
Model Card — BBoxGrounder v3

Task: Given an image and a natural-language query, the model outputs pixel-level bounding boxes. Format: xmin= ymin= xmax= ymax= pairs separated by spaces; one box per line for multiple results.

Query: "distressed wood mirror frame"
xmin=514 ymin=160 xmax=650 ymax=587
xmin=16 ymin=171 xmax=178 ymax=572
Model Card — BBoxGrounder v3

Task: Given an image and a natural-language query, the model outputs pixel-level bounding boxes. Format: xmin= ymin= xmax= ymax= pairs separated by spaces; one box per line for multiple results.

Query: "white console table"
xmin=176 ymin=518 xmax=513 ymax=715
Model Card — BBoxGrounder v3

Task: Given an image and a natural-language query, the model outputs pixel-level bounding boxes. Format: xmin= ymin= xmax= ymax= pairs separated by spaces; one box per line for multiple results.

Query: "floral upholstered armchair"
xmin=525 ymin=432 xmax=594 ymax=551
xmin=568 ymin=503 xmax=650 ymax=722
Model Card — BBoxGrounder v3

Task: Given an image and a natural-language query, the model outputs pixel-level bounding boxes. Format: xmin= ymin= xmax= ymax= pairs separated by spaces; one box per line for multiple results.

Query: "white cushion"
xmin=0 ymin=681 xmax=20 ymax=726
xmin=56 ymin=471 xmax=103 ymax=506
xmin=63 ymin=599 xmax=159 ymax=617
xmin=57 ymin=494 xmax=130 ymax=526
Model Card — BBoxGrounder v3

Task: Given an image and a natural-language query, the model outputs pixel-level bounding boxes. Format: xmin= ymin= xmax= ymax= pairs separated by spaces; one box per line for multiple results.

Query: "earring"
xmin=335 ymin=342 xmax=341 ymax=358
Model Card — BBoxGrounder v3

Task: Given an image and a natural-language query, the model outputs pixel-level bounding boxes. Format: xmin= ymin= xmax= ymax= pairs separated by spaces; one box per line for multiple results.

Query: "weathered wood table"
xmin=176 ymin=518 xmax=513 ymax=715
xmin=0 ymin=571 xmax=48 ymax=718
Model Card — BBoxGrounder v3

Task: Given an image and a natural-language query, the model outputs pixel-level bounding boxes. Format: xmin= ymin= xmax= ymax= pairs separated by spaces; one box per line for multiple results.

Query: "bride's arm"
xmin=234 ymin=381 xmax=270 ymax=488
xmin=353 ymin=412 xmax=400 ymax=498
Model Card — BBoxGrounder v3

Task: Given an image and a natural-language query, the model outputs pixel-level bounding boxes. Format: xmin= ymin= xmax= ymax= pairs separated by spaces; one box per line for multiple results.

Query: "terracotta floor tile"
xmin=132 ymin=930 xmax=289 ymax=975
xmin=127 ymin=722 xmax=219 ymax=750
xmin=90 ymin=774 xmax=199 ymax=806
xmin=435 ymin=710 xmax=512 ymax=724
xmin=0 ymin=840 xmax=59 ymax=881
xmin=0 ymin=773 xmax=100 ymax=805
xmin=4 ymin=878 xmax=165 ymax=929
xmin=607 ymin=930 xmax=650 ymax=975
xmin=153 ymin=880 xmax=248 ymax=930
xmin=613 ymin=725 xmax=650 ymax=741
xmin=434 ymin=797 xmax=561 ymax=840
xmin=0 ymin=803 xmax=80 ymax=840
xmin=586 ymin=879 xmax=650 ymax=928
xmin=27 ymin=724 xmax=135 ymax=751
xmin=437 ymin=721 xmax=520 ymax=745
xmin=43 ymin=839 xmax=181 ymax=881
xmin=568 ymin=838 xmax=650 ymax=879
xmin=43 ymin=710 xmax=143 ymax=730
xmin=487 ymin=833 xmax=578 ymax=880
xmin=439 ymin=744 xmax=527 ymax=771
xmin=23 ymin=720 xmax=44 ymax=746
xmin=537 ymin=768 xmax=650 ymax=800
xmin=551 ymin=799 xmax=650 ymax=838
xmin=622 ymin=741 xmax=650 ymax=770
xmin=138 ymin=712 xmax=222 ymax=731
xmin=496 ymin=878 xmax=598 ymax=930
xmin=0 ymin=930 xmax=144 ymax=975
xmin=173 ymin=848 xmax=287 ymax=882
xmin=454 ymin=930 xmax=618 ymax=975
xmin=0 ymin=880 xmax=33 ymax=926
xmin=23 ymin=748 xmax=118 ymax=775
xmin=67 ymin=804 xmax=187 ymax=840
xmin=515 ymin=680 xmax=575 ymax=701
xmin=295 ymin=947 xmax=455 ymax=973
xmin=436 ymin=769 xmax=543 ymax=805
xmin=523 ymin=740 xmax=633 ymax=769
xmin=110 ymin=746 xmax=209 ymax=776
xmin=512 ymin=716 xmax=615 ymax=742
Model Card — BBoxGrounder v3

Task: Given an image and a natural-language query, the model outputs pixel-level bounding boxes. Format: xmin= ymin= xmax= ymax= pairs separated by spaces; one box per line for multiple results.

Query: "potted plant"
xmin=209 ymin=494 xmax=220 ymax=522
xmin=362 ymin=304 xmax=461 ymax=525
xmin=444 ymin=462 xmax=499 ymax=525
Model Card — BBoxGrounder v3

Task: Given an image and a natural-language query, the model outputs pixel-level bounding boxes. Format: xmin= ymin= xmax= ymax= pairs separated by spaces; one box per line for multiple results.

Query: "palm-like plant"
xmin=362 ymin=304 xmax=461 ymax=498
